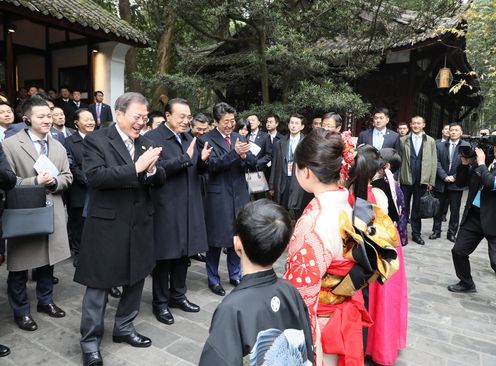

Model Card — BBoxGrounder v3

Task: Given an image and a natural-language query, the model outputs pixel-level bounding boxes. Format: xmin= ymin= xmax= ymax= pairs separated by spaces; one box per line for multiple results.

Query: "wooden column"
xmin=45 ymin=26 xmax=52 ymax=90
xmin=3 ymin=21 xmax=16 ymax=104
xmin=87 ymin=43 xmax=94 ymax=103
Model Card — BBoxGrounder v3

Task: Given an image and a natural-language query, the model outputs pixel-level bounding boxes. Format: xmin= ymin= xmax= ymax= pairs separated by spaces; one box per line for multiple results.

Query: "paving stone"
xmin=452 ymin=334 xmax=496 ymax=357
xmin=1 ymin=214 xmax=496 ymax=365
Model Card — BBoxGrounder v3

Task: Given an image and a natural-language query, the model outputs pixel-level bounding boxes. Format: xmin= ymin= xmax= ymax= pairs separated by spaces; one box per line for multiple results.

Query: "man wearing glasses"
xmin=74 ymin=92 xmax=165 ymax=366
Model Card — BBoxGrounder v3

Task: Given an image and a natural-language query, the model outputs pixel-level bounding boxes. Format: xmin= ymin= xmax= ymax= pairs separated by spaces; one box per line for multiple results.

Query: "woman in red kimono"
xmin=284 ymin=129 xmax=371 ymax=366
xmin=347 ymin=145 xmax=408 ymax=366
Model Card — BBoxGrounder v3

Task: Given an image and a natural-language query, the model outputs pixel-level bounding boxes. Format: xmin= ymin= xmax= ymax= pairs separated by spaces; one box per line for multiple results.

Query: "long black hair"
xmin=346 ymin=144 xmax=384 ymax=200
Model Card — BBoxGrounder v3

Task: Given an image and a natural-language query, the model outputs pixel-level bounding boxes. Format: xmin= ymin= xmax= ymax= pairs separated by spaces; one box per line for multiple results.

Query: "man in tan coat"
xmin=2 ymin=96 xmax=73 ymax=332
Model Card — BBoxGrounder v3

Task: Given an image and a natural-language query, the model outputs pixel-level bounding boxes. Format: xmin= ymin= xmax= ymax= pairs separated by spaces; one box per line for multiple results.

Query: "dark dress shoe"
xmin=37 ymin=303 xmax=66 ymax=318
xmin=447 ymin=233 xmax=457 ymax=243
xmin=82 ymin=351 xmax=103 ymax=366
xmin=428 ymin=232 xmax=440 ymax=240
xmin=229 ymin=279 xmax=241 ymax=287
xmin=0 ymin=344 xmax=10 ymax=357
xmin=412 ymin=235 xmax=425 ymax=245
xmin=447 ymin=282 xmax=476 ymax=293
xmin=170 ymin=298 xmax=200 ymax=313
xmin=209 ymin=283 xmax=226 ymax=296
xmin=14 ymin=315 xmax=38 ymax=331
xmin=52 ymin=276 xmax=59 ymax=285
xmin=191 ymin=253 xmax=206 ymax=262
xmin=113 ymin=332 xmax=152 ymax=347
xmin=0 ymin=253 xmax=5 ymax=266
xmin=109 ymin=287 xmax=122 ymax=298
xmin=153 ymin=307 xmax=174 ymax=325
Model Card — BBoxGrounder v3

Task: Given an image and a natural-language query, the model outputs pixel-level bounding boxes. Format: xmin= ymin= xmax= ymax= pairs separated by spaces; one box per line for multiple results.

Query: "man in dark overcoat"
xmin=74 ymin=92 xmax=165 ymax=366
xmin=146 ymin=98 xmax=211 ymax=325
xmin=0 ymin=143 xmax=17 ymax=358
xmin=198 ymin=102 xmax=257 ymax=296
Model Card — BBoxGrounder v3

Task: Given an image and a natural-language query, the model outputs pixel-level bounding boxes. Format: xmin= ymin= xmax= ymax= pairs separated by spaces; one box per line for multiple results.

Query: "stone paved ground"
xmin=1 ymin=216 xmax=496 ymax=365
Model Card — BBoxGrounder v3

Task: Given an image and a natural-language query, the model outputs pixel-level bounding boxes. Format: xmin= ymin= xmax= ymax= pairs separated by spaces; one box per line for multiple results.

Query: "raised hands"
xmin=135 ymin=147 xmax=162 ymax=173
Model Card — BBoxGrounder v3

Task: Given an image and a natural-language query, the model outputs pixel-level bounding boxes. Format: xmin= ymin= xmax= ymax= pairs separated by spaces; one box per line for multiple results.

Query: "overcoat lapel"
xmin=108 ymin=125 xmax=134 ymax=164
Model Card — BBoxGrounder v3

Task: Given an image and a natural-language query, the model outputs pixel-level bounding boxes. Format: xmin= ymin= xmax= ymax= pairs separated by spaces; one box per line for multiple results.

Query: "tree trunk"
xmin=151 ymin=11 xmax=176 ymax=110
xmin=257 ymin=26 xmax=270 ymax=105
xmin=119 ymin=0 xmax=140 ymax=91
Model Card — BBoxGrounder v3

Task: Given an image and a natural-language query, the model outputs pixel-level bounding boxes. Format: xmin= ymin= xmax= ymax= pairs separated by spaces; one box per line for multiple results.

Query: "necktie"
xmin=449 ymin=142 xmax=456 ymax=171
xmin=37 ymin=140 xmax=47 ymax=156
xmin=374 ymin=132 xmax=384 ymax=150
xmin=225 ymin=136 xmax=231 ymax=149
xmin=125 ymin=138 xmax=135 ymax=159
xmin=175 ymin=133 xmax=182 ymax=144
xmin=76 ymin=102 xmax=80 ymax=108
xmin=289 ymin=139 xmax=295 ymax=161
xmin=250 ymin=133 xmax=256 ymax=142
xmin=96 ymin=104 xmax=101 ymax=120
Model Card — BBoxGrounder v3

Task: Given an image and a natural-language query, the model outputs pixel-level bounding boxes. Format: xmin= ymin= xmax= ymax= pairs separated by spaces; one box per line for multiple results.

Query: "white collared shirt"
xmin=0 ymin=125 xmax=6 ymax=141
xmin=27 ymin=130 xmax=48 ymax=155
xmin=78 ymin=131 xmax=86 ymax=139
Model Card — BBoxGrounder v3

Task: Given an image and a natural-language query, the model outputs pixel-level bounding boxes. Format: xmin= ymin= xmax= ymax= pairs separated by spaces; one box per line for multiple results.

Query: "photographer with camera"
xmin=448 ymin=136 xmax=496 ymax=293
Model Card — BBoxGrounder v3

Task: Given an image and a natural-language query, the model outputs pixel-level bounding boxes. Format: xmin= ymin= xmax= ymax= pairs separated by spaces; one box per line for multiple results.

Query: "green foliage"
xmin=465 ymin=0 xmax=496 ymax=127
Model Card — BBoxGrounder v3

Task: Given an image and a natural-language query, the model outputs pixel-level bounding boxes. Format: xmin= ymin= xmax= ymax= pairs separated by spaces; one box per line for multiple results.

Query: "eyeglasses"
xmin=128 ymin=114 xmax=149 ymax=124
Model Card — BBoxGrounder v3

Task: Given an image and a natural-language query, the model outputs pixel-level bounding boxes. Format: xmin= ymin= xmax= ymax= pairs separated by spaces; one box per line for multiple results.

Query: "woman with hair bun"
xmin=284 ymin=129 xmax=371 ymax=366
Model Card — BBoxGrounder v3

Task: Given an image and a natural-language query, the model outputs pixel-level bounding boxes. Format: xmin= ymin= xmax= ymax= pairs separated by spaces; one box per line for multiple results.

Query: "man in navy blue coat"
xmin=357 ymin=107 xmax=400 ymax=151
xmin=198 ymin=102 xmax=257 ymax=296
xmin=430 ymin=123 xmax=470 ymax=242
xmin=146 ymin=98 xmax=212 ymax=325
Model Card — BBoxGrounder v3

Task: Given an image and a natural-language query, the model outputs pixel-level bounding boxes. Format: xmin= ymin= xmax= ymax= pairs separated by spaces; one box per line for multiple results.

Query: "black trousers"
xmin=432 ymin=190 xmax=463 ymax=235
xmin=452 ymin=206 xmax=496 ymax=287
xmin=401 ymin=184 xmax=427 ymax=237
xmin=67 ymin=206 xmax=84 ymax=256
xmin=80 ymin=279 xmax=145 ymax=353
xmin=8 ymin=264 xmax=54 ymax=317
xmin=152 ymin=257 xmax=188 ymax=309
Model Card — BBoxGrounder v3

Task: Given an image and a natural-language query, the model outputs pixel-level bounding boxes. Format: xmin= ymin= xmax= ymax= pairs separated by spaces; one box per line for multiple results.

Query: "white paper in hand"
xmin=249 ymin=142 xmax=261 ymax=156
xmin=34 ymin=155 xmax=60 ymax=177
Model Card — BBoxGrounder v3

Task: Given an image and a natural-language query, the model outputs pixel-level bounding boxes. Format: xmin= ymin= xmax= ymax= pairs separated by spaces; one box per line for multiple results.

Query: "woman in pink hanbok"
xmin=347 ymin=145 xmax=408 ymax=366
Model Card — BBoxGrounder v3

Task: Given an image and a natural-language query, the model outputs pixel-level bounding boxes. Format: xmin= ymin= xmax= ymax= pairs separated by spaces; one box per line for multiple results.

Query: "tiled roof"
xmin=1 ymin=0 xmax=148 ymax=45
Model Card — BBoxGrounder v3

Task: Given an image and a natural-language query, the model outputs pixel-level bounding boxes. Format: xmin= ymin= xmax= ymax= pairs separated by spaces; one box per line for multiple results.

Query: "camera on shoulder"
xmin=459 ymin=135 xmax=496 ymax=161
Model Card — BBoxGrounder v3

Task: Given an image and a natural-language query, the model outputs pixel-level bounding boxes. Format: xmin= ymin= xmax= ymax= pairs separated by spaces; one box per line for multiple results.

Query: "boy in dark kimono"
xmin=200 ymin=199 xmax=314 ymax=366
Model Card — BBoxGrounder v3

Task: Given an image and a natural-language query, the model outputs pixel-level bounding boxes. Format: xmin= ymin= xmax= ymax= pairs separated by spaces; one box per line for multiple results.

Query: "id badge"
xmin=287 ymin=161 xmax=293 ymax=176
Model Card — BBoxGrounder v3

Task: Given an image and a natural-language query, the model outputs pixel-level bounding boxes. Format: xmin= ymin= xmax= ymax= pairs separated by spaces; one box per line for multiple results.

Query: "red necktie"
xmin=225 ymin=136 xmax=231 ymax=149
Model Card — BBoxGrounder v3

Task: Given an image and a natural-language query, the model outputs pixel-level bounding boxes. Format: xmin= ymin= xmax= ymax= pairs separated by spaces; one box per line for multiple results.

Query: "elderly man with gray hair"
xmin=74 ymin=92 xmax=166 ymax=366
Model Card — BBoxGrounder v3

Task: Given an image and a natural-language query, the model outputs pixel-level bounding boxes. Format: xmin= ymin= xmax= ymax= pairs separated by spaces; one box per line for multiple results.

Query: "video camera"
xmin=459 ymin=135 xmax=496 ymax=160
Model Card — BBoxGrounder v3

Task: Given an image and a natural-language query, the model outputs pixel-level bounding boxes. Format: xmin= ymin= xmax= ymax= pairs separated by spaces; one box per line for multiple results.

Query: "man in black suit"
xmin=198 ymin=102 xmax=257 ymax=296
xmin=0 ymin=143 xmax=17 ymax=358
xmin=269 ymin=113 xmax=312 ymax=220
xmin=62 ymin=89 xmax=88 ymax=129
xmin=448 ymin=137 xmax=496 ymax=293
xmin=247 ymin=114 xmax=272 ymax=197
xmin=52 ymin=107 xmax=76 ymax=138
xmin=321 ymin=112 xmax=342 ymax=132
xmin=265 ymin=114 xmax=284 ymax=145
xmin=74 ymin=92 xmax=166 ymax=366
xmin=430 ymin=123 xmax=470 ymax=242
xmin=436 ymin=124 xmax=450 ymax=144
xmin=88 ymin=91 xmax=114 ymax=128
xmin=357 ymin=107 xmax=400 ymax=151
xmin=147 ymin=98 xmax=211 ymax=325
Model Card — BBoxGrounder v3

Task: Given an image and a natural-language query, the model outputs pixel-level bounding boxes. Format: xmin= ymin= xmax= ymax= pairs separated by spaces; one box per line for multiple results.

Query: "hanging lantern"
xmin=435 ymin=67 xmax=453 ymax=88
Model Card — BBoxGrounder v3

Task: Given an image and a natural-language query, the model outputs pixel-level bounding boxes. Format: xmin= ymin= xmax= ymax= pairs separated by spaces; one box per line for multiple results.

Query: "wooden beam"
xmin=0 ymin=3 xmax=147 ymax=48
xmin=48 ymin=37 xmax=93 ymax=51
